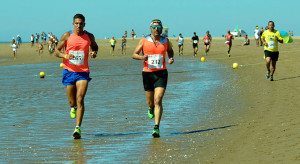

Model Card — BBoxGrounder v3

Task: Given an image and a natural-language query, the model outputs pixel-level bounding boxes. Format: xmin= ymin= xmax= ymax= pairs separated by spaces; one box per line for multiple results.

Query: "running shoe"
xmin=73 ymin=127 xmax=81 ymax=139
xmin=266 ymin=72 xmax=270 ymax=79
xmin=70 ymin=107 xmax=76 ymax=119
xmin=148 ymin=107 xmax=154 ymax=119
xmin=270 ymin=76 xmax=274 ymax=81
xmin=228 ymin=53 xmax=231 ymax=57
xmin=152 ymin=129 xmax=160 ymax=138
xmin=205 ymin=53 xmax=207 ymax=56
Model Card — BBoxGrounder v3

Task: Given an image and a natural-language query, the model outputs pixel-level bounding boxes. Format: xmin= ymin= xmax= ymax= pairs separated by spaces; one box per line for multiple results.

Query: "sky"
xmin=1 ymin=0 xmax=299 ymax=42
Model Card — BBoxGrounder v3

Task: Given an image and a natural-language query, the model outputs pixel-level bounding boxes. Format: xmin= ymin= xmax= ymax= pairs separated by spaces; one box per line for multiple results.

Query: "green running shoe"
xmin=152 ymin=129 xmax=160 ymax=138
xmin=73 ymin=127 xmax=81 ymax=139
xmin=148 ymin=107 xmax=154 ymax=119
xmin=266 ymin=72 xmax=270 ymax=79
xmin=70 ymin=107 xmax=76 ymax=119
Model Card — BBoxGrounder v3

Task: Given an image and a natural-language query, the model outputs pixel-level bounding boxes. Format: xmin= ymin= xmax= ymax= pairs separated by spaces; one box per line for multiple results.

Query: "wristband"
xmin=64 ymin=54 xmax=67 ymax=59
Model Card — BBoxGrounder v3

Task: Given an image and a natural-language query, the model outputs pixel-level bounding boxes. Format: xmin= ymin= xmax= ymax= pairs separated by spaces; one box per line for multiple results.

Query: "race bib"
xmin=205 ymin=39 xmax=210 ymax=43
xmin=69 ymin=51 xmax=85 ymax=65
xmin=148 ymin=54 xmax=163 ymax=69
xmin=193 ymin=40 xmax=198 ymax=44
xmin=268 ymin=41 xmax=275 ymax=49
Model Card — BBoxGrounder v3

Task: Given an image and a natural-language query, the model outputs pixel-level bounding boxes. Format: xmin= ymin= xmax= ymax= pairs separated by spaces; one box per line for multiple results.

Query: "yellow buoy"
xmin=233 ymin=63 xmax=238 ymax=69
xmin=60 ymin=63 xmax=63 ymax=68
xmin=201 ymin=57 xmax=205 ymax=62
xmin=40 ymin=72 xmax=45 ymax=78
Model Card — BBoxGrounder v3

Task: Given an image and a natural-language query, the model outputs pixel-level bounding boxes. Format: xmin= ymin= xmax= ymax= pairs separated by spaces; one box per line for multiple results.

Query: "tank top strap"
xmin=69 ymin=30 xmax=73 ymax=34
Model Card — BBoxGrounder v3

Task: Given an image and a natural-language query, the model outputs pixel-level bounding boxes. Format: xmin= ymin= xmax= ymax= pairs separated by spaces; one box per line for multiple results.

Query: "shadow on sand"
xmin=170 ymin=125 xmax=236 ymax=135
xmin=276 ymin=75 xmax=300 ymax=81
xmin=94 ymin=125 xmax=236 ymax=138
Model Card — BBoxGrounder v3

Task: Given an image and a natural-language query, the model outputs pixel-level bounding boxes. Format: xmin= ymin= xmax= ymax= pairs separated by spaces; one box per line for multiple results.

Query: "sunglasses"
xmin=151 ymin=25 xmax=162 ymax=29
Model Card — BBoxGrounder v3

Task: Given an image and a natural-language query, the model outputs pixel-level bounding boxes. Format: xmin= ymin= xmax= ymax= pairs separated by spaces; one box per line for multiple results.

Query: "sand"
xmin=1 ymin=36 xmax=300 ymax=163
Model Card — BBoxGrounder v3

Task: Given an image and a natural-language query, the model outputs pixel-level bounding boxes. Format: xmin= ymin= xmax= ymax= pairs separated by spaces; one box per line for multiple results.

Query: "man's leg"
xmin=266 ymin=57 xmax=271 ymax=76
xmin=145 ymin=91 xmax=154 ymax=109
xmin=66 ymin=85 xmax=77 ymax=108
xmin=271 ymin=60 xmax=277 ymax=78
xmin=153 ymin=87 xmax=166 ymax=126
xmin=181 ymin=46 xmax=183 ymax=55
xmin=75 ymin=80 xmax=88 ymax=127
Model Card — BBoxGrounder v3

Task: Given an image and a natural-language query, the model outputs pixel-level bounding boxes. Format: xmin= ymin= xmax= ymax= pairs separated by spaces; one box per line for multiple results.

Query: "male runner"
xmin=254 ymin=26 xmax=260 ymax=47
xmin=225 ymin=30 xmax=234 ymax=57
xmin=177 ymin=33 xmax=184 ymax=56
xmin=54 ymin=14 xmax=98 ymax=139
xmin=203 ymin=30 xmax=212 ymax=56
xmin=261 ymin=21 xmax=283 ymax=81
xmin=191 ymin=32 xmax=199 ymax=57
xmin=110 ymin=36 xmax=116 ymax=56
xmin=132 ymin=19 xmax=174 ymax=137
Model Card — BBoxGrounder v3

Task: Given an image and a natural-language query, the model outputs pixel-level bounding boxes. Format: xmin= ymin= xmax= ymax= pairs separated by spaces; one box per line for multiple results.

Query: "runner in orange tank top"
xmin=203 ymin=30 xmax=212 ymax=56
xmin=132 ymin=19 xmax=174 ymax=138
xmin=54 ymin=14 xmax=98 ymax=139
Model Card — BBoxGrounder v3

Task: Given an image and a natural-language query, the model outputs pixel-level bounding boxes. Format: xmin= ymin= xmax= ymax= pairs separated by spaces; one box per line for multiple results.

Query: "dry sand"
xmin=1 ymin=36 xmax=300 ymax=163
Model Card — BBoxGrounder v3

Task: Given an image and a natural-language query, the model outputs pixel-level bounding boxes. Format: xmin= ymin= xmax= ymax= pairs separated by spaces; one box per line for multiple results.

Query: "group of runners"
xmin=176 ymin=31 xmax=212 ymax=57
xmin=109 ymin=34 xmax=127 ymax=56
xmin=53 ymin=14 xmax=282 ymax=139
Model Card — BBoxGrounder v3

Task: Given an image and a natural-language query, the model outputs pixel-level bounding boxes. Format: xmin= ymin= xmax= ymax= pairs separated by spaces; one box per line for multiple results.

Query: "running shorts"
xmin=142 ymin=70 xmax=168 ymax=91
xmin=62 ymin=69 xmax=91 ymax=86
xmin=193 ymin=43 xmax=198 ymax=48
xmin=264 ymin=50 xmax=279 ymax=61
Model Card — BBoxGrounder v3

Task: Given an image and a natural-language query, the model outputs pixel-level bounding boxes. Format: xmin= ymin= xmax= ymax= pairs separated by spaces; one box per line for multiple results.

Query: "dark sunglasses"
xmin=151 ymin=25 xmax=162 ymax=29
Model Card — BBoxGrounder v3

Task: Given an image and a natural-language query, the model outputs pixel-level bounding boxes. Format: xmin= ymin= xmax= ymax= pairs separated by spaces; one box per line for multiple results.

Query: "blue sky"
xmin=1 ymin=0 xmax=298 ymax=42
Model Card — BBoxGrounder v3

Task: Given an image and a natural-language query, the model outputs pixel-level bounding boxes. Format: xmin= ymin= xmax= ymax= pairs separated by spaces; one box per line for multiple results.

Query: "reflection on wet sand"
xmin=0 ymin=58 xmax=233 ymax=163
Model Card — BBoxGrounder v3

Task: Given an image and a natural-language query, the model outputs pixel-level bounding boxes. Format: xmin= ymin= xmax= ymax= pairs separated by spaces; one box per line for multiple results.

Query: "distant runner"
xmin=132 ymin=19 xmax=174 ymax=137
xmin=11 ymin=39 xmax=18 ymax=60
xmin=225 ymin=30 xmax=234 ymax=57
xmin=121 ymin=36 xmax=126 ymax=55
xmin=203 ymin=30 xmax=212 ymax=56
xmin=191 ymin=32 xmax=199 ymax=57
xmin=176 ymin=33 xmax=184 ymax=56
xmin=110 ymin=36 xmax=116 ymax=56
xmin=254 ymin=26 xmax=260 ymax=47
xmin=261 ymin=21 xmax=283 ymax=81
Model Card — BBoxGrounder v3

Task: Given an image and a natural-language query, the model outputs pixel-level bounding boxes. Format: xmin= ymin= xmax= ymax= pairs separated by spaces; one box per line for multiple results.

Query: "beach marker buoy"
xmin=233 ymin=63 xmax=238 ymax=69
xmin=60 ymin=63 xmax=63 ymax=68
xmin=201 ymin=57 xmax=205 ymax=62
xmin=40 ymin=72 xmax=45 ymax=78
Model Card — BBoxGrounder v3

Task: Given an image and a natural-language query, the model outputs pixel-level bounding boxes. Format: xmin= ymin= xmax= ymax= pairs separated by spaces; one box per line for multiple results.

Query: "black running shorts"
xmin=142 ymin=70 xmax=168 ymax=91
xmin=193 ymin=43 xmax=198 ymax=48
xmin=264 ymin=50 xmax=279 ymax=61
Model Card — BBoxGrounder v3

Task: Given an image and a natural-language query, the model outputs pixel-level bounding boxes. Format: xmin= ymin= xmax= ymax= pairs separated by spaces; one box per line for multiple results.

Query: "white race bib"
xmin=148 ymin=54 xmax=163 ymax=69
xmin=69 ymin=51 xmax=85 ymax=65
xmin=268 ymin=41 xmax=275 ymax=49
xmin=193 ymin=40 xmax=198 ymax=44
xmin=205 ymin=39 xmax=210 ymax=43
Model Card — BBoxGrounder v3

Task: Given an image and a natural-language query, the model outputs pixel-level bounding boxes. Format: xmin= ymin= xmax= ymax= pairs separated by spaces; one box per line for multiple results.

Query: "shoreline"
xmin=1 ymin=38 xmax=300 ymax=163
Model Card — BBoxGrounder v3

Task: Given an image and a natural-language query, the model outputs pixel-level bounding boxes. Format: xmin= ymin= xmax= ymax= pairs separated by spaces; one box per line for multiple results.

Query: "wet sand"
xmin=1 ymin=36 xmax=300 ymax=163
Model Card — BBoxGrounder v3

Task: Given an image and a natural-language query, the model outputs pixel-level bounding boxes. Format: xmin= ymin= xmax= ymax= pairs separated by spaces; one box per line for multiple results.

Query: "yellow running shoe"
xmin=73 ymin=127 xmax=81 ymax=139
xmin=70 ymin=107 xmax=76 ymax=119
